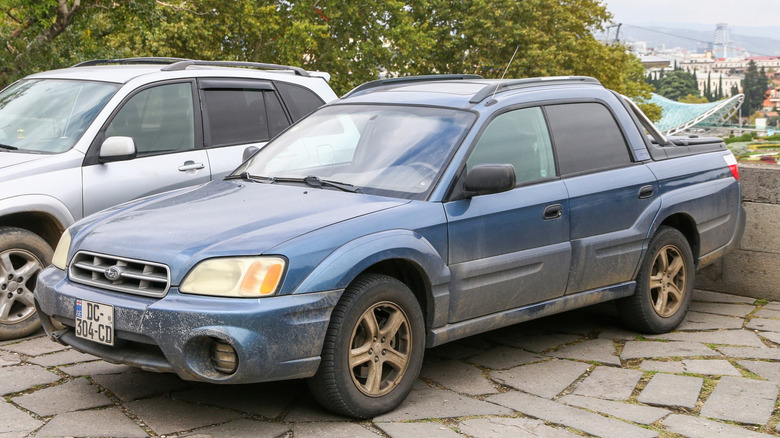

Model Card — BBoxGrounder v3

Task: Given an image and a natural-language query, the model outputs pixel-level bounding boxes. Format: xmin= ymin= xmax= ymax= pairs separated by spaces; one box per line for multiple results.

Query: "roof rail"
xmin=72 ymin=57 xmax=191 ymax=67
xmin=469 ymin=76 xmax=601 ymax=103
xmin=343 ymin=74 xmax=484 ymax=98
xmin=161 ymin=60 xmax=310 ymax=77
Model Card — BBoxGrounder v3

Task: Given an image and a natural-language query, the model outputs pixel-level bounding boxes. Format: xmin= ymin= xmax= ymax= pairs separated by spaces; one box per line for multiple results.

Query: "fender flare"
xmin=0 ymin=194 xmax=75 ymax=232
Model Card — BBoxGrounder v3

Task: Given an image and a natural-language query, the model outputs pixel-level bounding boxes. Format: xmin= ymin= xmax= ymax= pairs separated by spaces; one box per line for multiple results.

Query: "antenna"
xmin=491 ymin=45 xmax=520 ymax=101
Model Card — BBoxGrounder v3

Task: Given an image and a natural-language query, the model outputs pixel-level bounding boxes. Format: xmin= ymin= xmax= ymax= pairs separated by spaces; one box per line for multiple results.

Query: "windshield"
xmin=235 ymin=104 xmax=476 ymax=199
xmin=0 ymin=79 xmax=120 ymax=153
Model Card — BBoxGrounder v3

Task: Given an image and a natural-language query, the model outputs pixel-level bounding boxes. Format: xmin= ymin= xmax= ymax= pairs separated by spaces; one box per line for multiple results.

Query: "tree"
xmin=742 ymin=60 xmax=769 ymax=113
xmin=679 ymin=94 xmax=709 ymax=104
xmin=656 ymin=69 xmax=699 ymax=101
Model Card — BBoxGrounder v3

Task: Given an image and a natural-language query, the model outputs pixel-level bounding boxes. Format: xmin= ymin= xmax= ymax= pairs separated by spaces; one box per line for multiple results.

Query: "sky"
xmin=603 ymin=0 xmax=777 ymax=28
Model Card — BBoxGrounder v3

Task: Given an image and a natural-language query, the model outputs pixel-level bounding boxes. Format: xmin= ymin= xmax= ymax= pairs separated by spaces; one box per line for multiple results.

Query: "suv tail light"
xmin=724 ymin=153 xmax=739 ymax=180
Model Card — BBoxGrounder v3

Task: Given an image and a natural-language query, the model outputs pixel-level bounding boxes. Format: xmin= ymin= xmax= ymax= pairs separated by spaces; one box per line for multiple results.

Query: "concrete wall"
xmin=697 ymin=164 xmax=780 ymax=300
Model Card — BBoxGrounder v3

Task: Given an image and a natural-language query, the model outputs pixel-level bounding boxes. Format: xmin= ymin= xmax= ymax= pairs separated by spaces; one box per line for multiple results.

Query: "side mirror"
xmin=463 ymin=164 xmax=516 ymax=196
xmin=99 ymin=136 xmax=137 ymax=163
xmin=242 ymin=146 xmax=259 ymax=162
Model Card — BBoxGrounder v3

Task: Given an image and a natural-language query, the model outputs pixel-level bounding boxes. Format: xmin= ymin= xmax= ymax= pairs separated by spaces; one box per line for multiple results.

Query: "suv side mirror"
xmin=242 ymin=146 xmax=259 ymax=162
xmin=464 ymin=164 xmax=516 ymax=196
xmin=99 ymin=136 xmax=137 ymax=163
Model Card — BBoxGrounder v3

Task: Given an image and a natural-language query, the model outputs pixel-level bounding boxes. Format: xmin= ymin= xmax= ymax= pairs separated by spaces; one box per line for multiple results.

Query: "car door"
xmin=444 ymin=107 xmax=571 ymax=323
xmin=82 ymin=81 xmax=209 ymax=216
xmin=544 ymin=102 xmax=659 ymax=295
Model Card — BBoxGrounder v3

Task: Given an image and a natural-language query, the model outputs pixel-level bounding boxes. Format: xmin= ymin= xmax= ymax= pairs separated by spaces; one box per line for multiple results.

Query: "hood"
xmin=0 ymin=151 xmax=48 ymax=169
xmin=72 ymin=179 xmax=408 ymax=280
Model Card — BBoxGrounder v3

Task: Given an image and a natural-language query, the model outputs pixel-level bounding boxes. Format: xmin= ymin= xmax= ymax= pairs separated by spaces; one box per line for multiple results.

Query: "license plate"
xmin=74 ymin=299 xmax=114 ymax=346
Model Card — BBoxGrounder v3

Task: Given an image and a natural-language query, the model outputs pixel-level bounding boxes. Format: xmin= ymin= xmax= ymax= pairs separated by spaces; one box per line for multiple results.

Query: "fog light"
xmin=210 ymin=339 xmax=238 ymax=374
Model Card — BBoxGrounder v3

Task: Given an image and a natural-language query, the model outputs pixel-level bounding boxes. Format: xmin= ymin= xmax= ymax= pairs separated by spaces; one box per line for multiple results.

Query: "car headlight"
xmin=51 ymin=228 xmax=71 ymax=270
xmin=179 ymin=257 xmax=286 ymax=298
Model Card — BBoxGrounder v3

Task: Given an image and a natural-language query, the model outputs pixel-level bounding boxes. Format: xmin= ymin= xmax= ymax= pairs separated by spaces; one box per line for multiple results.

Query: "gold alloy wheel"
xmin=348 ymin=301 xmax=412 ymax=397
xmin=649 ymin=244 xmax=686 ymax=318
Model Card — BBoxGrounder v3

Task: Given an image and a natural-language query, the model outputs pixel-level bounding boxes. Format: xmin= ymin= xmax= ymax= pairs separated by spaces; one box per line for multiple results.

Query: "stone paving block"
xmin=693 ymin=290 xmax=756 ymax=304
xmin=496 ymin=333 xmax=582 ymax=353
xmin=764 ymin=302 xmax=780 ymax=312
xmin=294 ymin=422 xmax=379 ymax=438
xmin=13 ymin=377 xmax=112 ymax=417
xmin=458 ymin=417 xmax=579 ymax=438
xmin=486 ymin=391 xmax=657 ymax=438
xmin=572 ymin=366 xmax=643 ymax=401
xmin=0 ymin=364 xmax=60 ymax=395
xmin=637 ymin=373 xmax=703 ymax=409
xmin=467 ymin=346 xmax=544 ymax=370
xmin=186 ymin=419 xmax=290 ymax=438
xmin=746 ymin=318 xmax=780 ymax=332
xmin=639 ymin=360 xmax=686 ymax=373
xmin=738 ymin=360 xmax=780 ymax=383
xmin=754 ymin=308 xmax=780 ymax=319
xmin=283 ymin=394 xmax=348 ymax=423
xmin=428 ymin=342 xmax=484 ymax=360
xmin=377 ymin=422 xmax=462 ymax=438
xmin=757 ymin=331 xmax=780 ymax=345
xmin=0 ymin=336 xmax=69 ymax=356
xmin=34 ymin=407 xmax=148 ymax=438
xmin=682 ymin=359 xmax=742 ymax=376
xmin=597 ymin=327 xmax=642 ymax=340
xmin=621 ymin=341 xmax=719 ymax=359
xmin=0 ymin=351 xmax=21 ymax=367
xmin=373 ymin=384 xmax=512 ymax=421
xmin=700 ymin=376 xmax=778 ymax=425
xmin=0 ymin=399 xmax=44 ymax=437
xmin=93 ymin=370 xmax=190 ymax=401
xmin=690 ymin=302 xmax=755 ymax=317
xmin=127 ymin=397 xmax=242 ymax=435
xmin=662 ymin=414 xmax=775 ymax=438
xmin=718 ymin=346 xmax=780 ymax=360
xmin=678 ymin=311 xmax=744 ymax=330
xmin=27 ymin=349 xmax=97 ymax=367
xmin=59 ymin=360 xmax=131 ymax=376
xmin=174 ymin=381 xmax=303 ymax=419
xmin=420 ymin=360 xmax=497 ymax=395
xmin=489 ymin=359 xmax=590 ymax=399
xmin=559 ymin=394 xmax=670 ymax=425
xmin=550 ymin=338 xmax=621 ymax=366
xmin=646 ymin=329 xmax=765 ymax=347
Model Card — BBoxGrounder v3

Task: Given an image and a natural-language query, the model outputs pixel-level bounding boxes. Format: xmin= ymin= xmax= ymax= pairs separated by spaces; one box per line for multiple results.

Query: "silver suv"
xmin=0 ymin=58 xmax=337 ymax=339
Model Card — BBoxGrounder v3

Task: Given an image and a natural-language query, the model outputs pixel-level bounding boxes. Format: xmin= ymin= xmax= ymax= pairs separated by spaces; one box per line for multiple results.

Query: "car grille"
xmin=69 ymin=251 xmax=170 ymax=298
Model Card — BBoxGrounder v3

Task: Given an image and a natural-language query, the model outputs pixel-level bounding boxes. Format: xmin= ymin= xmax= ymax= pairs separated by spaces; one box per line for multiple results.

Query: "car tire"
xmin=0 ymin=227 xmax=52 ymax=340
xmin=308 ymin=273 xmax=425 ymax=419
xmin=617 ymin=226 xmax=694 ymax=334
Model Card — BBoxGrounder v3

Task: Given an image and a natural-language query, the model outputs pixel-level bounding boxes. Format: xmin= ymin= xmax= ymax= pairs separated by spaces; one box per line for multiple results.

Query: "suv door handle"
xmin=638 ymin=185 xmax=654 ymax=199
xmin=178 ymin=161 xmax=205 ymax=172
xmin=543 ymin=204 xmax=562 ymax=220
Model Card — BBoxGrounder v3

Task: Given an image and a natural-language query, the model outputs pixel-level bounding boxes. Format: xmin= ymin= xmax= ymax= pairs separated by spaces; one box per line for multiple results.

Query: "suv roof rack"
xmin=343 ymin=74 xmax=484 ymax=98
xmin=72 ymin=57 xmax=191 ymax=67
xmin=161 ymin=60 xmax=311 ymax=77
xmin=469 ymin=76 xmax=601 ymax=103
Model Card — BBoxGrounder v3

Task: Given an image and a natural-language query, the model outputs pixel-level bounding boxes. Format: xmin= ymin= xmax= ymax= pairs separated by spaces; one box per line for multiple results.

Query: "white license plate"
xmin=74 ymin=299 xmax=114 ymax=346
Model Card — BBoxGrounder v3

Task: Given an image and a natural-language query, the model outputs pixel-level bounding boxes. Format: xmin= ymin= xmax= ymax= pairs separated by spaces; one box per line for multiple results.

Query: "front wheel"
xmin=308 ymin=273 xmax=425 ymax=418
xmin=617 ymin=226 xmax=694 ymax=334
xmin=0 ymin=227 xmax=53 ymax=340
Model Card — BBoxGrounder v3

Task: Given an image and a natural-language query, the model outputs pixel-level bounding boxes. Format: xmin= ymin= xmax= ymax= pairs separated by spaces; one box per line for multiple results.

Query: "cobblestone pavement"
xmin=4 ymin=289 xmax=780 ymax=437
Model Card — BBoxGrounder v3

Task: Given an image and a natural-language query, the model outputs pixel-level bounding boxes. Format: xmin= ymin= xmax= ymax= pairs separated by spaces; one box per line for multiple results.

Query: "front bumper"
xmin=34 ymin=266 xmax=342 ymax=384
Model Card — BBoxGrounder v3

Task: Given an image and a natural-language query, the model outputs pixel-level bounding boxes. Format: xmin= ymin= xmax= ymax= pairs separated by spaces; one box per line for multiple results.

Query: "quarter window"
xmin=276 ymin=82 xmax=326 ymax=121
xmin=466 ymin=107 xmax=556 ymax=185
xmin=546 ymin=103 xmax=632 ymax=175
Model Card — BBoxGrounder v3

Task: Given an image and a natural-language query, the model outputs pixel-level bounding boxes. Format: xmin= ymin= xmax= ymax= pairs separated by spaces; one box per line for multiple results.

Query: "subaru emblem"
xmin=105 ymin=266 xmax=123 ymax=281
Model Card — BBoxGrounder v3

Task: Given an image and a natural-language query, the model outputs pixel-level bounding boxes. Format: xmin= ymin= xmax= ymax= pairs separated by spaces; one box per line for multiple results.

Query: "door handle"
xmin=543 ymin=204 xmax=562 ymax=220
xmin=178 ymin=161 xmax=205 ymax=172
xmin=638 ymin=185 xmax=654 ymax=199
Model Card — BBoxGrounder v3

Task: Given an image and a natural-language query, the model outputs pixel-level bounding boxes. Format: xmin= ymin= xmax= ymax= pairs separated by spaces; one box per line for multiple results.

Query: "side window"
xmin=202 ymin=88 xmax=284 ymax=147
xmin=466 ymin=107 xmax=556 ymax=185
xmin=545 ymin=103 xmax=632 ymax=175
xmin=105 ymin=83 xmax=195 ymax=155
xmin=276 ymin=82 xmax=326 ymax=121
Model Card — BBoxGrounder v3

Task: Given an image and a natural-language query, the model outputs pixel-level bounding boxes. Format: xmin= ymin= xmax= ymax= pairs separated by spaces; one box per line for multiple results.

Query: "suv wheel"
xmin=0 ymin=227 xmax=52 ymax=340
xmin=617 ymin=226 xmax=694 ymax=334
xmin=308 ymin=273 xmax=424 ymax=418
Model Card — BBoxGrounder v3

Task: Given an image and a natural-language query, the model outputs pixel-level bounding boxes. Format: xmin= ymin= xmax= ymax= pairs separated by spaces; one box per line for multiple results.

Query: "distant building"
xmin=714 ymin=23 xmax=730 ymax=58
xmin=695 ymin=71 xmax=743 ymax=97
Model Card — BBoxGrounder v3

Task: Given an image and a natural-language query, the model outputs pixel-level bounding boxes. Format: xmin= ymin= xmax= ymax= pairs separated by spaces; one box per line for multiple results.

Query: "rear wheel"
xmin=618 ymin=226 xmax=694 ymax=334
xmin=0 ymin=227 xmax=52 ymax=340
xmin=308 ymin=273 xmax=424 ymax=418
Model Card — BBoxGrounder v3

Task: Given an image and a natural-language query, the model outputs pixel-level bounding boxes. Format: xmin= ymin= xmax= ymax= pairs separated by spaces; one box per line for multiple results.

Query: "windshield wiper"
xmin=275 ymin=175 xmax=361 ymax=193
xmin=224 ymin=172 xmax=274 ymax=183
xmin=0 ymin=143 xmax=18 ymax=151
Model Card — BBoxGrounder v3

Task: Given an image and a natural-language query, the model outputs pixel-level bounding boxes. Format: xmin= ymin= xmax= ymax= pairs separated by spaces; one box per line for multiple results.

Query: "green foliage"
xmin=656 ymin=69 xmax=699 ymax=101
xmin=742 ymin=60 xmax=769 ymax=113
xmin=724 ymin=132 xmax=754 ymax=144
xmin=679 ymin=94 xmax=709 ymax=104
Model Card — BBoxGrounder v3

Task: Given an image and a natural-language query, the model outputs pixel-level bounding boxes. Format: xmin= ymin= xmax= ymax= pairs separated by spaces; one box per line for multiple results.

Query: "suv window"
xmin=467 ymin=107 xmax=556 ymax=184
xmin=106 ymin=83 xmax=195 ymax=155
xmin=276 ymin=82 xmax=326 ymax=121
xmin=202 ymin=88 xmax=291 ymax=147
xmin=546 ymin=103 xmax=631 ymax=175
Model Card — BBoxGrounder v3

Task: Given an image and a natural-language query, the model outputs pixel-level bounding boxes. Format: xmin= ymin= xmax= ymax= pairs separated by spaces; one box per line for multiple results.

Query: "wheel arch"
xmin=0 ymin=211 xmax=68 ymax=249
xmin=656 ymin=213 xmax=700 ymax=263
